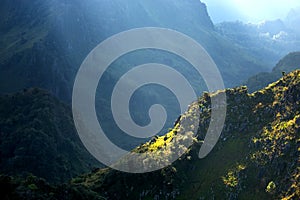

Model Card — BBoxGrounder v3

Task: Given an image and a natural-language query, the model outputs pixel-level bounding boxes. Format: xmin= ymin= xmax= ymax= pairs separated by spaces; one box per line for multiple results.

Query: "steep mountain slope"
xmin=3 ymin=70 xmax=299 ymax=200
xmin=0 ymin=88 xmax=101 ymax=183
xmin=0 ymin=0 xmax=269 ymax=101
xmin=72 ymin=70 xmax=299 ymax=200
xmin=1 ymin=0 xmax=277 ymax=150
xmin=246 ymin=52 xmax=300 ymax=92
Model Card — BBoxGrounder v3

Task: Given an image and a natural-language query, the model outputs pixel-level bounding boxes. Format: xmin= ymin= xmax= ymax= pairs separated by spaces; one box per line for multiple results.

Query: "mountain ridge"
xmin=74 ymin=70 xmax=300 ymax=199
xmin=1 ymin=69 xmax=299 ymax=199
xmin=246 ymin=51 xmax=300 ymax=92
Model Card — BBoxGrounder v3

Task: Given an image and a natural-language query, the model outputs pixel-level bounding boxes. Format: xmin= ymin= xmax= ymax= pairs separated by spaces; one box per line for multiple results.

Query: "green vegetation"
xmin=0 ymin=174 xmax=105 ymax=200
xmin=1 ymin=70 xmax=300 ymax=199
xmin=266 ymin=181 xmax=276 ymax=194
xmin=41 ymin=70 xmax=300 ymax=200
xmin=1 ymin=1 xmax=300 ymax=199
xmin=222 ymin=164 xmax=246 ymax=188
xmin=0 ymin=88 xmax=101 ymax=183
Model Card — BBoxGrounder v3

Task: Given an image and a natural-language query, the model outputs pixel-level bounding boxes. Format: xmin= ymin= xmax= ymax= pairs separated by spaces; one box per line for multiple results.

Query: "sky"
xmin=201 ymin=0 xmax=300 ymax=23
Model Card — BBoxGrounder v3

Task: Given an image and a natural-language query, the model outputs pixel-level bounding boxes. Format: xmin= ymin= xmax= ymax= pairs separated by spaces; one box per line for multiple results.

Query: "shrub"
xmin=266 ymin=181 xmax=276 ymax=194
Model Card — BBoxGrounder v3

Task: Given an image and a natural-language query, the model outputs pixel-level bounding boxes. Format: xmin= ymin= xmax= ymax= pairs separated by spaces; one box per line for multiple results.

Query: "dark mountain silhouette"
xmin=246 ymin=51 xmax=300 ymax=92
xmin=0 ymin=88 xmax=101 ymax=183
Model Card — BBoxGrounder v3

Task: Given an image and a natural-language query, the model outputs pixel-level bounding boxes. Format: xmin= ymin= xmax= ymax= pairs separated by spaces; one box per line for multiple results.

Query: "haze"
xmin=202 ymin=0 xmax=300 ymax=23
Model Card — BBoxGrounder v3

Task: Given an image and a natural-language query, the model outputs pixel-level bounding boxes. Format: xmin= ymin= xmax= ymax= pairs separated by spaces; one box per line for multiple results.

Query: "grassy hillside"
xmin=2 ymin=70 xmax=298 ymax=199
xmin=0 ymin=88 xmax=101 ymax=183
xmin=74 ymin=70 xmax=299 ymax=200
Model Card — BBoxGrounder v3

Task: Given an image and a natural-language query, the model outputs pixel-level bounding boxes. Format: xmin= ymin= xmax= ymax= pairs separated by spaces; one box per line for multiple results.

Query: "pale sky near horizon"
xmin=201 ymin=0 xmax=300 ymax=23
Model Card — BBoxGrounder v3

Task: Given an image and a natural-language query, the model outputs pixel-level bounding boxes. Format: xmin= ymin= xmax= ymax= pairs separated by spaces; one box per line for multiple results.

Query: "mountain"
xmin=257 ymin=19 xmax=287 ymax=36
xmin=216 ymin=19 xmax=300 ymax=68
xmin=1 ymin=0 xmax=279 ymax=150
xmin=0 ymin=88 xmax=101 ymax=183
xmin=246 ymin=51 xmax=300 ymax=92
xmin=285 ymin=7 xmax=300 ymax=34
xmin=2 ymin=70 xmax=299 ymax=199
xmin=70 ymin=70 xmax=300 ymax=200
xmin=0 ymin=0 xmax=271 ymax=101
